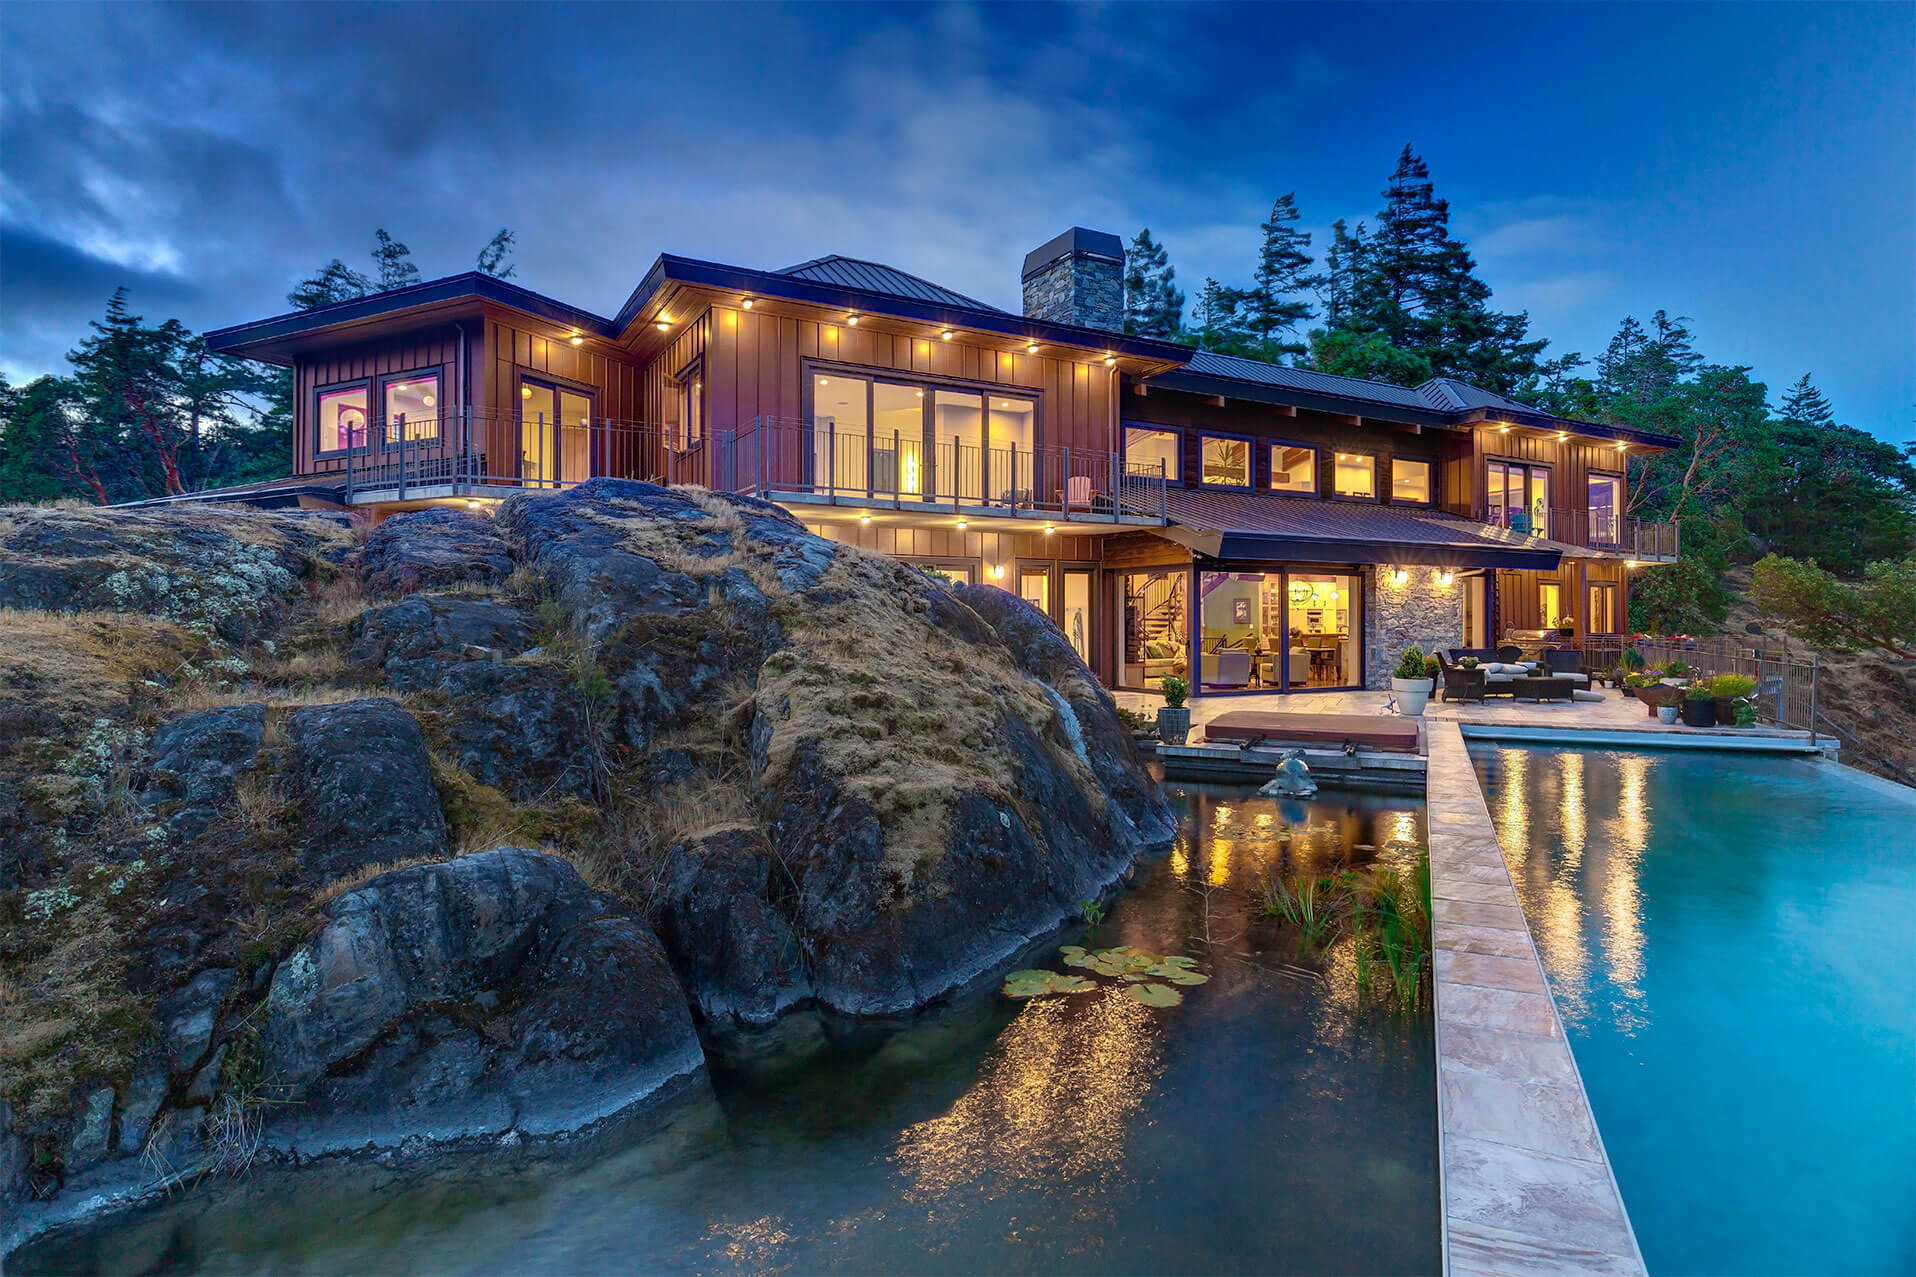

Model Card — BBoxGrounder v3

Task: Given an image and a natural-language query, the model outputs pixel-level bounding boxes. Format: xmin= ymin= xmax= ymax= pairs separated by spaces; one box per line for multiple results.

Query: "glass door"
xmin=1018 ymin=565 xmax=1051 ymax=614
xmin=520 ymin=379 xmax=592 ymax=486
xmin=1061 ymin=569 xmax=1093 ymax=666
xmin=1119 ymin=569 xmax=1186 ymax=690
xmin=1539 ymin=581 xmax=1564 ymax=629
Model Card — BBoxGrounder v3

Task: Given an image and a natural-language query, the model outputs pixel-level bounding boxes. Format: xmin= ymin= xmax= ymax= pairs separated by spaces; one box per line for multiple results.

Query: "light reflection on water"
xmin=17 ymin=781 xmax=1439 ymax=1276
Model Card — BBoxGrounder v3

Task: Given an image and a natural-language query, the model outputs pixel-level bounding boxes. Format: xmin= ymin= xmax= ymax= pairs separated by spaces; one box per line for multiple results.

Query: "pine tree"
xmin=1241 ymin=192 xmax=1317 ymax=354
xmin=1777 ymin=374 xmax=1834 ymax=427
xmin=476 ymin=228 xmax=517 ymax=279
xmin=1193 ymin=278 xmax=1246 ymax=350
xmin=372 ymin=229 xmax=422 ymax=290
xmin=1317 ymin=219 xmax=1368 ymax=328
xmin=287 ymin=259 xmax=374 ymax=310
xmin=1122 ymin=229 xmax=1184 ymax=337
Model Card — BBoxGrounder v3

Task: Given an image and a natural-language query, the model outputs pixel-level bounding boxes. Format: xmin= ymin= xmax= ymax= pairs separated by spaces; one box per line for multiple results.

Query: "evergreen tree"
xmin=1242 ymin=192 xmax=1317 ymax=355
xmin=1122 ymin=228 xmax=1184 ymax=338
xmin=1777 ymin=373 xmax=1835 ymax=427
xmin=372 ymin=229 xmax=421 ymax=290
xmin=1317 ymin=218 xmax=1368 ymax=328
xmin=1307 ymin=328 xmax=1433 ymax=385
xmin=0 ymin=373 xmax=85 ymax=504
xmin=287 ymin=259 xmax=374 ymax=310
xmin=1192 ymin=277 xmax=1238 ymax=344
xmin=476 ymin=228 xmax=517 ymax=279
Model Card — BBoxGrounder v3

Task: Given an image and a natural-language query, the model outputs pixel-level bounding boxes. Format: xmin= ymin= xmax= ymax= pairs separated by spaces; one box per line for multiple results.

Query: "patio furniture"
xmin=1496 ymin=645 xmax=1525 ymax=663
xmin=1442 ymin=665 xmax=1487 ymax=703
xmin=1511 ymin=675 xmax=1579 ymax=702
xmin=1539 ymin=648 xmax=1593 ymax=689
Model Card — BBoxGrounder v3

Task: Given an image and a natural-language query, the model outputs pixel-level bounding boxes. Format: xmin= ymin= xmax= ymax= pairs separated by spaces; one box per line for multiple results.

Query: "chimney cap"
xmin=1021 ymin=227 xmax=1125 ymax=281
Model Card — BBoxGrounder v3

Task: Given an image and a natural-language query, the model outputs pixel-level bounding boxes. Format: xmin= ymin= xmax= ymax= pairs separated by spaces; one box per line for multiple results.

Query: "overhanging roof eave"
xmin=1204 ymin=532 xmax=1562 ymax=570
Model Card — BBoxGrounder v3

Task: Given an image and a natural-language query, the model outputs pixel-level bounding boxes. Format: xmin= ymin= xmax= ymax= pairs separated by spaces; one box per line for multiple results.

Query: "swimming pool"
xmin=1469 ymin=743 xmax=1916 ymax=1276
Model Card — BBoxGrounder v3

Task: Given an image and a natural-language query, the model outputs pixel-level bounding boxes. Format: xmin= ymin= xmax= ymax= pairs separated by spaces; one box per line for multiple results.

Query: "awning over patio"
xmin=1161 ymin=489 xmax=1563 ymax=569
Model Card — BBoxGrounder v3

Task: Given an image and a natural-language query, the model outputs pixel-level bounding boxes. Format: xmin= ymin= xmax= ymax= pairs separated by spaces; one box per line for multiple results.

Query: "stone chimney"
xmin=1021 ymin=228 xmax=1125 ymax=332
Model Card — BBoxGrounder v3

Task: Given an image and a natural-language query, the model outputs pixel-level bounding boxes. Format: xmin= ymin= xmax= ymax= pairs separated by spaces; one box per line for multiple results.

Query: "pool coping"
xmin=1426 ymin=721 xmax=1648 ymax=1277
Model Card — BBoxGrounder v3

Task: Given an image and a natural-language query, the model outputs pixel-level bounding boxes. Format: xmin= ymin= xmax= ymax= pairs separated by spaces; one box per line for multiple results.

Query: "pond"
xmin=1469 ymin=743 xmax=1916 ymax=1276
xmin=18 ymin=781 xmax=1439 ymax=1276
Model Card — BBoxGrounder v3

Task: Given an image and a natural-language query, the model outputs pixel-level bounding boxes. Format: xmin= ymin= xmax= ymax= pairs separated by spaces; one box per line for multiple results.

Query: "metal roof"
xmin=1416 ymin=377 xmax=1539 ymax=414
xmin=776 ymin=256 xmax=1003 ymax=312
xmin=1178 ymin=351 xmax=1436 ymax=411
xmin=1160 ymin=488 xmax=1563 ymax=569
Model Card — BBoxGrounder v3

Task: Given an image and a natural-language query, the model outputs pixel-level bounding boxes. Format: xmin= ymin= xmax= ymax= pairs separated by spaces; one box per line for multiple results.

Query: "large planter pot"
xmin=1714 ymin=698 xmax=1741 ymax=727
xmin=1680 ymin=698 xmax=1717 ymax=728
xmin=1157 ymin=706 xmax=1192 ymax=746
xmin=1392 ymin=676 xmax=1434 ymax=717
xmin=1656 ymin=704 xmax=1680 ymax=725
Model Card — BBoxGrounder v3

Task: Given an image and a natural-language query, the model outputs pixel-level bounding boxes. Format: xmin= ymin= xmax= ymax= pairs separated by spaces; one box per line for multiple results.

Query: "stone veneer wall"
xmin=1022 ymin=254 xmax=1124 ymax=332
xmin=1364 ymin=564 xmax=1465 ymax=689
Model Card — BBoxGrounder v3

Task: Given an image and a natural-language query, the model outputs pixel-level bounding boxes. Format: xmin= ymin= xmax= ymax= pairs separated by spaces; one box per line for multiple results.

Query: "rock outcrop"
xmin=263 ymin=848 xmax=702 ymax=1151
xmin=0 ymin=482 xmax=1169 ymax=1254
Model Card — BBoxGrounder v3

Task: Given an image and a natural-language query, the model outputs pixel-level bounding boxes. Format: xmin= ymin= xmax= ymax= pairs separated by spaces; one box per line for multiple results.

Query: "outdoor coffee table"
xmin=1511 ymin=675 xmax=1579 ymax=702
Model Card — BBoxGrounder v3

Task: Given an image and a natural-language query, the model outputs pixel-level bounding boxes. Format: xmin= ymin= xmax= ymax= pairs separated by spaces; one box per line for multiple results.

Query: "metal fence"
xmin=1578 ymin=634 xmax=1820 ymax=733
xmin=342 ymin=408 xmax=1168 ymax=521
xmin=1543 ymin=508 xmax=1681 ymax=561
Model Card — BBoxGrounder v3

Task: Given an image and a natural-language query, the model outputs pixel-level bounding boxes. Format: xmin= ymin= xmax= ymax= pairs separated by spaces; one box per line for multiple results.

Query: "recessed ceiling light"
xmin=859 ymin=514 xmax=871 ymax=525
xmin=847 ymin=312 xmax=860 ymax=325
xmin=1026 ymin=341 xmax=1039 ymax=354
xmin=741 ymin=296 xmax=756 ymax=309
xmin=940 ymin=329 xmax=955 ymax=341
xmin=655 ymin=318 xmax=671 ymax=331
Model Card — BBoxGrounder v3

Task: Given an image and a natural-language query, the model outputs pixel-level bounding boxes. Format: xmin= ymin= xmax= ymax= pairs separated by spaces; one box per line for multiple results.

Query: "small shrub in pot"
xmin=1680 ymin=681 xmax=1717 ymax=727
xmin=1157 ymin=673 xmax=1192 ymax=745
xmin=1390 ymin=646 xmax=1436 ymax=717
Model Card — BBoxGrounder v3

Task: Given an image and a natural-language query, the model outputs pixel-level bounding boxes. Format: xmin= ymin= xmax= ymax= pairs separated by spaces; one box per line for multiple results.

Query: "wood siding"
xmin=1441 ymin=425 xmax=1628 ymax=523
xmin=1496 ymin=559 xmax=1630 ymax=635
xmin=292 ymin=327 xmax=466 ymax=476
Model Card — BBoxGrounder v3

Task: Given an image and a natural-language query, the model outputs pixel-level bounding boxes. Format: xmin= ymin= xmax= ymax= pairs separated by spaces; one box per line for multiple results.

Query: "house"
xmin=203 ymin=227 xmax=1679 ymax=696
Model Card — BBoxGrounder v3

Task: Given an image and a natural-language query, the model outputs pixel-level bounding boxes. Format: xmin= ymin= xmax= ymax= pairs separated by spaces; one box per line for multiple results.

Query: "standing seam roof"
xmin=775 ymin=256 xmax=1003 ymax=312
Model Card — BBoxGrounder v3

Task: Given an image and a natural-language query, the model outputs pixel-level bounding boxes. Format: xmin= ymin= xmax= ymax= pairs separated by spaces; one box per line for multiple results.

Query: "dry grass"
xmin=232 ymin=771 xmax=292 ymax=836
xmin=308 ymin=855 xmax=445 ymax=909
xmin=167 ymin=684 xmax=393 ymax=715
xmin=0 ymin=608 xmax=205 ymax=730
xmin=595 ymin=488 xmax=781 ymax=594
xmin=311 ymin=569 xmax=370 ymax=627
xmin=1 ymin=900 xmax=151 ymax=1120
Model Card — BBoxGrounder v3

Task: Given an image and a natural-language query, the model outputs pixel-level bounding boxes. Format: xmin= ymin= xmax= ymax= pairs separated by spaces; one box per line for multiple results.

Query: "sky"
xmin=2 ymin=1 xmax=1911 ymax=439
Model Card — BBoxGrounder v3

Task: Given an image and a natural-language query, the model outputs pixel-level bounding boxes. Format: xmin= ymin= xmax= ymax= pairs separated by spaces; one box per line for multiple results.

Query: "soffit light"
xmin=847 ymin=312 xmax=860 ymax=325
xmin=1616 ymin=441 xmax=1628 ymax=452
xmin=1104 ymin=353 xmax=1117 ymax=367
xmin=741 ymin=296 xmax=756 ymax=310
xmin=655 ymin=317 xmax=673 ymax=331
xmin=1026 ymin=341 xmax=1039 ymax=355
xmin=941 ymin=328 xmax=955 ymax=341
xmin=859 ymin=514 xmax=871 ymax=525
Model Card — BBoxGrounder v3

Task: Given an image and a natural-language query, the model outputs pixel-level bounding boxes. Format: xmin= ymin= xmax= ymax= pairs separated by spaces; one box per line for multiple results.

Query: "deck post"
xmin=344 ymin=437 xmax=353 ymax=501
xmin=756 ymin=417 xmax=766 ymax=496
xmin=827 ymin=424 xmax=836 ymax=500
xmin=1063 ymin=444 xmax=1072 ymax=516
xmin=398 ymin=418 xmax=408 ymax=501
xmin=893 ymin=429 xmax=902 ymax=508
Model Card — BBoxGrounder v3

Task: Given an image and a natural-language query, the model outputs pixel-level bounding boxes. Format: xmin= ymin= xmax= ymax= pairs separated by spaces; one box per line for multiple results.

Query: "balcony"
xmin=339 ymin=410 xmax=1168 ymax=526
xmin=1480 ymin=507 xmax=1680 ymax=562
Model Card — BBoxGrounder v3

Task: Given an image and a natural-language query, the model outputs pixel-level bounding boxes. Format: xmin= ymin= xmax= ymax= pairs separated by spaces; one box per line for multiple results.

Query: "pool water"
xmin=1469 ymin=744 xmax=1916 ymax=1276
xmin=17 ymin=782 xmax=1439 ymax=1275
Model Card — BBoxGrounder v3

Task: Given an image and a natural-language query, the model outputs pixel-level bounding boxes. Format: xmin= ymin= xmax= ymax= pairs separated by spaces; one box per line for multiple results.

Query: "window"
xmin=383 ymin=372 xmax=440 ymax=443
xmin=1197 ymin=570 xmax=1361 ymax=691
xmin=1488 ymin=461 xmax=1550 ymax=535
xmin=1391 ymin=457 xmax=1431 ymax=504
xmin=1271 ymin=444 xmax=1316 ymax=494
xmin=1588 ymin=473 xmax=1623 ymax=544
xmin=1120 ymin=569 xmax=1186 ymax=690
xmin=1124 ymin=426 xmax=1181 ymax=482
xmin=806 ymin=369 xmax=1043 ymax=504
xmin=1199 ymin=435 xmax=1251 ymax=487
xmin=676 ymin=360 xmax=704 ymax=451
xmin=1587 ymin=582 xmax=1619 ymax=634
xmin=813 ymin=373 xmax=870 ymax=492
xmin=1333 ymin=451 xmax=1376 ymax=498
xmin=316 ymin=384 xmax=369 ymax=454
xmin=874 ymin=381 xmax=925 ymax=495
xmin=1539 ymin=581 xmax=1564 ymax=629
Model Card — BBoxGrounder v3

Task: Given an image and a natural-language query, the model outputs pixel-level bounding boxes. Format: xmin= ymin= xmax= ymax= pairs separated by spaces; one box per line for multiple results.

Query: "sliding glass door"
xmin=1197 ymin=568 xmax=1363 ymax=692
xmin=520 ymin=379 xmax=591 ymax=486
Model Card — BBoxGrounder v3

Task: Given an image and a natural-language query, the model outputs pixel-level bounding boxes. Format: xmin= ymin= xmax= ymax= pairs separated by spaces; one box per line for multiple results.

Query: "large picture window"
xmin=1333 ymin=451 xmax=1376 ymax=498
xmin=1391 ymin=457 xmax=1431 ymax=504
xmin=1489 ymin=461 xmax=1551 ymax=536
xmin=316 ymin=384 xmax=369 ymax=455
xmin=808 ymin=369 xmax=1037 ymax=504
xmin=1271 ymin=444 xmax=1316 ymax=494
xmin=1200 ymin=435 xmax=1251 ymax=487
xmin=383 ymin=372 xmax=440 ymax=443
xmin=1198 ymin=569 xmax=1361 ymax=691
xmin=1124 ymin=426 xmax=1181 ymax=482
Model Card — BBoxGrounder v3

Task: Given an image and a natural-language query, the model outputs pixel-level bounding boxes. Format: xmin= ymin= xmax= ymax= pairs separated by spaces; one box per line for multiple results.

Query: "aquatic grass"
xmin=1262 ymin=854 xmax=1433 ymax=1006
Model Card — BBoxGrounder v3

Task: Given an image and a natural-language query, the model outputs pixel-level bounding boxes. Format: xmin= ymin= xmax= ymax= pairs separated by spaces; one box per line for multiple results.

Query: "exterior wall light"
xmin=1437 ymin=570 xmax=1454 ymax=586
xmin=1392 ymin=568 xmax=1409 ymax=585
xmin=992 ymin=563 xmax=1006 ymax=580
xmin=1616 ymin=441 xmax=1628 ymax=452
xmin=1498 ymin=424 xmax=1510 ymax=434
xmin=859 ymin=514 xmax=872 ymax=525
xmin=569 ymin=331 xmax=584 ymax=346
xmin=1026 ymin=341 xmax=1039 ymax=355
xmin=741 ymin=296 xmax=756 ymax=310
xmin=1104 ymin=354 xmax=1117 ymax=367
xmin=1043 ymin=524 xmax=1055 ymax=535
xmin=941 ymin=328 xmax=955 ymax=341
xmin=847 ymin=312 xmax=860 ymax=325
xmin=1557 ymin=431 xmax=1568 ymax=441
xmin=956 ymin=519 xmax=967 ymax=530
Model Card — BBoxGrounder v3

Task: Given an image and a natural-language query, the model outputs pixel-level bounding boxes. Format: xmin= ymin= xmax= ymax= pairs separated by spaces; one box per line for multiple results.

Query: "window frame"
xmin=1586 ymin=469 xmax=1625 ymax=545
xmin=1268 ymin=440 xmax=1319 ymax=496
xmin=1121 ymin=423 xmax=1183 ymax=484
xmin=379 ymin=367 xmax=443 ymax=447
xmin=1388 ymin=455 xmax=1433 ymax=506
xmin=1487 ymin=457 xmax=1552 ymax=531
xmin=313 ymin=378 xmax=372 ymax=459
xmin=1330 ymin=448 xmax=1380 ymax=501
xmin=673 ymin=356 xmax=705 ymax=452
xmin=1196 ymin=431 xmax=1256 ymax=490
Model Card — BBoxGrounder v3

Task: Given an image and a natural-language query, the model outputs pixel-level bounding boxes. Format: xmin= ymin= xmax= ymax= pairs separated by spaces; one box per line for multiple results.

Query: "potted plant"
xmin=1638 ymin=682 xmax=1682 ymax=723
xmin=1680 ymin=681 xmax=1717 ymax=728
xmin=1391 ymin=646 xmax=1436 ymax=717
xmin=1710 ymin=673 xmax=1758 ymax=726
xmin=1663 ymin=660 xmax=1694 ymax=685
xmin=1157 ymin=673 xmax=1192 ymax=746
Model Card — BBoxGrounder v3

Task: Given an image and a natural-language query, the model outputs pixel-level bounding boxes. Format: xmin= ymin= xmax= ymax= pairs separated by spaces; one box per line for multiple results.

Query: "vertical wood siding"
xmin=292 ymin=329 xmax=464 ymax=476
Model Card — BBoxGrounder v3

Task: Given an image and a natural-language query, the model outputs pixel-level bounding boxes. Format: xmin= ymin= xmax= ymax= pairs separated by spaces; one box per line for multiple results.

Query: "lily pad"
xmin=1123 ymin=983 xmax=1184 ymax=1007
xmin=1158 ymin=969 xmax=1211 ymax=986
xmin=1004 ymin=969 xmax=1100 ymax=998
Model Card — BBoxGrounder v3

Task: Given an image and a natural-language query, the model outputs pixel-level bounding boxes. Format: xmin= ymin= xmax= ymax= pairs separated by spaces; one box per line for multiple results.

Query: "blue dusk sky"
xmin=2 ymin=2 xmax=1910 ymax=438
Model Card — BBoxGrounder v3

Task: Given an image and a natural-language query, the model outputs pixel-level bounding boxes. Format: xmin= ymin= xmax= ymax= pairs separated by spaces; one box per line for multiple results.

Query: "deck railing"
xmin=341 ymin=408 xmax=1167 ymax=522
xmin=1485 ymin=507 xmax=1679 ymax=560
xmin=1577 ymin=634 xmax=1820 ymax=733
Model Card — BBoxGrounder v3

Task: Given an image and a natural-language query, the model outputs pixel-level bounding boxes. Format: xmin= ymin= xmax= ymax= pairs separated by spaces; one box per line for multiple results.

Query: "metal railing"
xmin=1577 ymin=634 xmax=1820 ymax=733
xmin=340 ymin=408 xmax=1168 ymax=522
xmin=1480 ymin=507 xmax=1680 ymax=559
